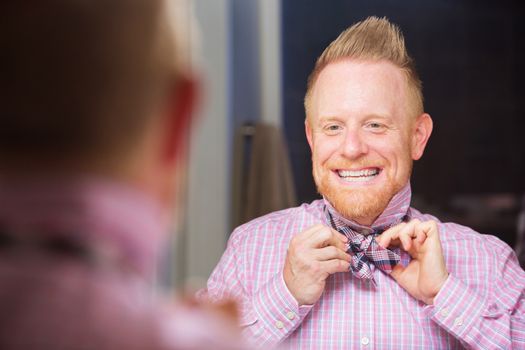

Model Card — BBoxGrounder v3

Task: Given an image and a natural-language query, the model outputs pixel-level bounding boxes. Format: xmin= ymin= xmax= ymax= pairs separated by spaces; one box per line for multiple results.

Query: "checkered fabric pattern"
xmin=204 ymin=183 xmax=525 ymax=349
xmin=325 ymin=206 xmax=406 ymax=280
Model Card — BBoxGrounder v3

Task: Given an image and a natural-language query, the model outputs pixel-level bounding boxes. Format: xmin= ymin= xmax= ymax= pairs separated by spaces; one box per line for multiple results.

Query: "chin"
xmin=318 ymin=178 xmax=399 ymax=223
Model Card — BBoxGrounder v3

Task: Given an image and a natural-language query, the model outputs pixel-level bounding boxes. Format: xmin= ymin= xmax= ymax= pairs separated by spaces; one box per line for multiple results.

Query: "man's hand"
xmin=376 ymin=219 xmax=449 ymax=305
xmin=283 ymin=224 xmax=351 ymax=306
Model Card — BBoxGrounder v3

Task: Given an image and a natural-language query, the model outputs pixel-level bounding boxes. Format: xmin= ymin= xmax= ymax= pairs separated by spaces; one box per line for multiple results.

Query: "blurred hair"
xmin=0 ymin=0 xmax=192 ymax=166
xmin=304 ymin=16 xmax=423 ymax=120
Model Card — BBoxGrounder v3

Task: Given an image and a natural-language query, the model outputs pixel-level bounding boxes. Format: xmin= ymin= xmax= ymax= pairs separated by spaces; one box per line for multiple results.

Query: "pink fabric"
xmin=0 ymin=178 xmax=244 ymax=350
xmin=202 ymin=183 xmax=525 ymax=349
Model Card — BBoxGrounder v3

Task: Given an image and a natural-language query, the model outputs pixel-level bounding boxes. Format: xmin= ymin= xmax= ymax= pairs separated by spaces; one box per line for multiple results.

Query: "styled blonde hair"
xmin=304 ymin=16 xmax=423 ymax=120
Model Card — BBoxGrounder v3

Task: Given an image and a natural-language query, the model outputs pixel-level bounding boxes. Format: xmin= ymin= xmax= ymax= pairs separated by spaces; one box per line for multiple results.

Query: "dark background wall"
xmin=281 ymin=0 xmax=525 ymax=245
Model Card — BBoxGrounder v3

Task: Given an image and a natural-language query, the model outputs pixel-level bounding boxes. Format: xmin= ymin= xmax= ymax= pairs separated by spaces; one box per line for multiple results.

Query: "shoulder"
xmin=410 ymin=207 xmax=515 ymax=258
xmin=227 ymin=200 xmax=325 ymax=248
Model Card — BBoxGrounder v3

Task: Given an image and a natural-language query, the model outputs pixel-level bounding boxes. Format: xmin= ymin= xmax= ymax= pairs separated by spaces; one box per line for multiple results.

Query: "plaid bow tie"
xmin=325 ymin=207 xmax=407 ymax=280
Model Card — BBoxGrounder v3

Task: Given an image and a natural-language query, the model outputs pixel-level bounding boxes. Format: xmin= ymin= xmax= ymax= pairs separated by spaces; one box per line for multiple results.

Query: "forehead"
xmin=310 ymin=59 xmax=410 ymax=121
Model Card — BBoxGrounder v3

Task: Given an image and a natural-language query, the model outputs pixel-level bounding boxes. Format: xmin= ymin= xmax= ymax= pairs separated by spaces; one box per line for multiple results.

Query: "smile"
xmin=336 ymin=168 xmax=381 ymax=182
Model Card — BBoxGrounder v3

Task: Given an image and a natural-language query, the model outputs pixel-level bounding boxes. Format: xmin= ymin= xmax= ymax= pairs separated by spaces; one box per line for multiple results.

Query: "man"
xmin=203 ymin=17 xmax=525 ymax=348
xmin=0 ymin=1 xmax=243 ymax=349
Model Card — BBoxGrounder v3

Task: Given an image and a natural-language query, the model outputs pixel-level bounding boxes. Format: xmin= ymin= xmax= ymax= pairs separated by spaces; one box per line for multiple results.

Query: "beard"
xmin=314 ymin=160 xmax=412 ymax=224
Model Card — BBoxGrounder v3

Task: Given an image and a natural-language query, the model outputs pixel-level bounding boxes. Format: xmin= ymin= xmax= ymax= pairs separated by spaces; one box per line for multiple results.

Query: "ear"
xmin=305 ymin=118 xmax=314 ymax=152
xmin=163 ymin=76 xmax=199 ymax=164
xmin=411 ymin=113 xmax=433 ymax=160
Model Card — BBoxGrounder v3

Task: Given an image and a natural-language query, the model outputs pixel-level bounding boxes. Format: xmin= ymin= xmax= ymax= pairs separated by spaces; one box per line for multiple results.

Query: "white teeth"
xmin=338 ymin=168 xmax=379 ymax=178
xmin=337 ymin=168 xmax=379 ymax=182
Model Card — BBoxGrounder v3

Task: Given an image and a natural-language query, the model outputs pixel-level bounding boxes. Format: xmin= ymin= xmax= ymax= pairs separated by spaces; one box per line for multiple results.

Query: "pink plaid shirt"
xmin=0 ymin=178 xmax=244 ymax=350
xmin=203 ymin=184 xmax=525 ymax=349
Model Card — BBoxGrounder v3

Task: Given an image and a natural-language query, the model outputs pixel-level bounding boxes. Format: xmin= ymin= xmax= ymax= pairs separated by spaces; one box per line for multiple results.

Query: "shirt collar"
xmin=323 ymin=182 xmax=412 ymax=234
xmin=0 ymin=176 xmax=169 ymax=277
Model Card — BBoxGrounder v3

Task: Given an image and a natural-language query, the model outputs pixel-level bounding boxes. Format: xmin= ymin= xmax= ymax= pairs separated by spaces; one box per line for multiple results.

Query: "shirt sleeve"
xmin=426 ymin=240 xmax=525 ymax=349
xmin=198 ymin=229 xmax=313 ymax=348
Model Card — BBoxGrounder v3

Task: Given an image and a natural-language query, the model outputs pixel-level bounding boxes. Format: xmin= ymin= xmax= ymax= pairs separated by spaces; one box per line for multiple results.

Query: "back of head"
xmin=304 ymin=16 xmax=423 ymax=120
xmin=0 ymin=0 xmax=190 ymax=170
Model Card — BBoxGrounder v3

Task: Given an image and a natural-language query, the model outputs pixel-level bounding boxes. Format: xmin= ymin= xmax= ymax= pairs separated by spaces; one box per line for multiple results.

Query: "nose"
xmin=340 ymin=128 xmax=368 ymax=159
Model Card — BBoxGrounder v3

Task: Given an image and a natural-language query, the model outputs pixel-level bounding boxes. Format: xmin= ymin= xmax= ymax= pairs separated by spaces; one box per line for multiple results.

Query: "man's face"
xmin=306 ymin=59 xmax=429 ymax=225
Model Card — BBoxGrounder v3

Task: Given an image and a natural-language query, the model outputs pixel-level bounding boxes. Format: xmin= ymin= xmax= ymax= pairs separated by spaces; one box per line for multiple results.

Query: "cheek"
xmin=389 ymin=145 xmax=414 ymax=175
xmin=313 ymin=136 xmax=339 ymax=164
xmin=372 ymin=138 xmax=409 ymax=167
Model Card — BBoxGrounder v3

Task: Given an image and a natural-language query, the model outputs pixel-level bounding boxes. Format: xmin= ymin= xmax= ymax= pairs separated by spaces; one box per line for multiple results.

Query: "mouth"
xmin=336 ymin=167 xmax=381 ymax=182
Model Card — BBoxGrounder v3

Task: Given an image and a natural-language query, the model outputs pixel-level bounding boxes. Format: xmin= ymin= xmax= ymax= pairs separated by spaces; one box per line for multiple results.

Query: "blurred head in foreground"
xmin=1 ymin=0 xmax=195 ymax=207
xmin=0 ymin=1 xmax=244 ymax=349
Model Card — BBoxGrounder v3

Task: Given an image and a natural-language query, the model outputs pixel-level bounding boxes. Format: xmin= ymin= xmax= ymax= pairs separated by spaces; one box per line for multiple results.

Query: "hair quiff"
xmin=304 ymin=16 xmax=423 ymax=120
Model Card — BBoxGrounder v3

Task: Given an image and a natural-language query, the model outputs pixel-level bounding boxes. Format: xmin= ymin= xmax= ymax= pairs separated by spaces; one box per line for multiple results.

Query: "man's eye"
xmin=323 ymin=124 xmax=342 ymax=134
xmin=366 ymin=122 xmax=387 ymax=131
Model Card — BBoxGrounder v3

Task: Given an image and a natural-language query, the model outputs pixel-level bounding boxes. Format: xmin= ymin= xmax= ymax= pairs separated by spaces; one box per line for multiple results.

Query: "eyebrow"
xmin=317 ymin=116 xmax=342 ymax=124
xmin=317 ymin=113 xmax=392 ymax=125
xmin=363 ymin=113 xmax=392 ymax=120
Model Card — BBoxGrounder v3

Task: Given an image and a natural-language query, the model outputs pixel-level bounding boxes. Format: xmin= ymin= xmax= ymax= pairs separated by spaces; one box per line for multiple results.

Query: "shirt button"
xmin=275 ymin=320 xmax=284 ymax=329
xmin=440 ymin=307 xmax=449 ymax=317
xmin=361 ymin=336 xmax=370 ymax=346
xmin=454 ymin=317 xmax=463 ymax=327
xmin=286 ymin=311 xmax=296 ymax=320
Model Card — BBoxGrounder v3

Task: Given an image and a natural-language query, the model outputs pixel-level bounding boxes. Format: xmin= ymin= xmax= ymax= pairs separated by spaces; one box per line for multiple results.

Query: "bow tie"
xmin=325 ymin=207 xmax=408 ymax=280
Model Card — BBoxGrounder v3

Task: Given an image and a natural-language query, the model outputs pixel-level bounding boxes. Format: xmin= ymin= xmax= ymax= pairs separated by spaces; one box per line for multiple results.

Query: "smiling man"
xmin=203 ymin=17 xmax=525 ymax=348
xmin=306 ymin=59 xmax=426 ymax=227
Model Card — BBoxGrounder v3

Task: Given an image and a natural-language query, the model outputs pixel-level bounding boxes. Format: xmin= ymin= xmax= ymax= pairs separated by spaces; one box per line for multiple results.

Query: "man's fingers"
xmin=320 ymin=259 xmax=351 ymax=275
xmin=377 ymin=219 xmax=431 ymax=251
xmin=314 ymin=246 xmax=351 ymax=262
xmin=305 ymin=226 xmax=347 ymax=251
xmin=414 ymin=228 xmax=427 ymax=245
xmin=419 ymin=220 xmax=438 ymax=239
xmin=291 ymin=224 xmax=336 ymax=249
xmin=375 ymin=222 xmax=406 ymax=248
xmin=396 ymin=220 xmax=420 ymax=251
xmin=376 ymin=220 xmax=416 ymax=249
xmin=298 ymin=224 xmax=327 ymax=241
